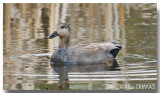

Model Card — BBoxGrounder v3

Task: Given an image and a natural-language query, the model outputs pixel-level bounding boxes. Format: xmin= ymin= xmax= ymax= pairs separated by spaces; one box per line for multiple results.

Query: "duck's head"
xmin=46 ymin=23 xmax=71 ymax=39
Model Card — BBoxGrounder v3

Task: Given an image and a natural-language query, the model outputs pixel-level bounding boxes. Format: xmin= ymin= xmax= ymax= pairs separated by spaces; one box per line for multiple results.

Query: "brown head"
xmin=46 ymin=23 xmax=71 ymax=48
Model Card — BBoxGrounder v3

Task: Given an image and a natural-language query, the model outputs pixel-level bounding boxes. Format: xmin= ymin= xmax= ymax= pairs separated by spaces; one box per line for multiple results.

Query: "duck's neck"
xmin=59 ymin=37 xmax=70 ymax=49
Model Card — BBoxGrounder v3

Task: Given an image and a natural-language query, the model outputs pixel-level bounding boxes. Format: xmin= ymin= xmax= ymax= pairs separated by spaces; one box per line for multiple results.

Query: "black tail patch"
xmin=109 ymin=46 xmax=122 ymax=58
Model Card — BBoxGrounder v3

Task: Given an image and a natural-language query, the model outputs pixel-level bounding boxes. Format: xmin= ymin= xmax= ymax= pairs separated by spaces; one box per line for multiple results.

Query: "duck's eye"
xmin=61 ymin=26 xmax=65 ymax=29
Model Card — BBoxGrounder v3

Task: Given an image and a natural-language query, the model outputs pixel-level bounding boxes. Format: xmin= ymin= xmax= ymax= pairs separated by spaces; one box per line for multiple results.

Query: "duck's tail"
xmin=109 ymin=45 xmax=122 ymax=58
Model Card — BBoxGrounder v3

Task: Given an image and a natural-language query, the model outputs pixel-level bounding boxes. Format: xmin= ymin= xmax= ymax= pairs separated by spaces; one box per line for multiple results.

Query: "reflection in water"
xmin=3 ymin=3 xmax=157 ymax=90
xmin=51 ymin=59 xmax=119 ymax=90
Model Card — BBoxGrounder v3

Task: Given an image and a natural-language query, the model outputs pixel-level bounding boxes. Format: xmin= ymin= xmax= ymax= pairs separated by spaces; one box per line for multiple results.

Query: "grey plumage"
xmin=47 ymin=23 xmax=122 ymax=64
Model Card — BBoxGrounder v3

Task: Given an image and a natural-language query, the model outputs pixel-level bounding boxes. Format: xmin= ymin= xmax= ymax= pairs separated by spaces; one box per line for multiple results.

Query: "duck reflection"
xmin=50 ymin=59 xmax=120 ymax=90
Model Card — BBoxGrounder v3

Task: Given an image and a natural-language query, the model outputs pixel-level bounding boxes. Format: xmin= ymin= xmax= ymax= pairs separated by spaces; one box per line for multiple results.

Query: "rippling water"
xmin=3 ymin=3 xmax=157 ymax=90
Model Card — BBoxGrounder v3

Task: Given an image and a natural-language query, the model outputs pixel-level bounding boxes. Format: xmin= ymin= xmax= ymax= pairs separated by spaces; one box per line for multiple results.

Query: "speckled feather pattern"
xmin=51 ymin=42 xmax=120 ymax=63
xmin=47 ymin=23 xmax=122 ymax=64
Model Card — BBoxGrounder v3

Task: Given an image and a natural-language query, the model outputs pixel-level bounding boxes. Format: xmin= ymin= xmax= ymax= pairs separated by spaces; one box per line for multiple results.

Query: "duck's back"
xmin=67 ymin=42 xmax=122 ymax=63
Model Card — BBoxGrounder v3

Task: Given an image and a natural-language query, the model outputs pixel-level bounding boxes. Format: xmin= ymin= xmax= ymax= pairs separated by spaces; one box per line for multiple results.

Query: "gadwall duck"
xmin=46 ymin=23 xmax=122 ymax=65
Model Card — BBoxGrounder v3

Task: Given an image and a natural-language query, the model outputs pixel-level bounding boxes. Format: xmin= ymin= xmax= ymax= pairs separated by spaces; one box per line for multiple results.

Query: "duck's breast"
xmin=51 ymin=48 xmax=74 ymax=63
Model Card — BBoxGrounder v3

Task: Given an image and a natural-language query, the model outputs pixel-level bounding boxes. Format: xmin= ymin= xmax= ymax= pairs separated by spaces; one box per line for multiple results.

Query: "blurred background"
xmin=3 ymin=3 xmax=157 ymax=90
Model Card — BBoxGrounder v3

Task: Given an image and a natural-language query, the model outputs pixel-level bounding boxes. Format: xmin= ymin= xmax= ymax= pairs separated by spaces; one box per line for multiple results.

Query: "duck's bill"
xmin=46 ymin=31 xmax=58 ymax=39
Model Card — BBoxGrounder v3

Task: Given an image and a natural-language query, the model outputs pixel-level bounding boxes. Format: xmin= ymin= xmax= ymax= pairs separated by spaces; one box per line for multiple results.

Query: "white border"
xmin=157 ymin=2 xmax=160 ymax=93
xmin=0 ymin=0 xmax=158 ymax=3
xmin=0 ymin=1 xmax=3 ymax=93
xmin=0 ymin=0 xmax=159 ymax=93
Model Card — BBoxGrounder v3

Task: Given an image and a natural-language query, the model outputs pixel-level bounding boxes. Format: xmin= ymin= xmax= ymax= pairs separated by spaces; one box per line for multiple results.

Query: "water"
xmin=3 ymin=3 xmax=157 ymax=90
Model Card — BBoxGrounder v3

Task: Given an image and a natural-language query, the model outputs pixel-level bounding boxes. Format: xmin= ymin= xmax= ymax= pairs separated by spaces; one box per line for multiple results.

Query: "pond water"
xmin=3 ymin=3 xmax=157 ymax=90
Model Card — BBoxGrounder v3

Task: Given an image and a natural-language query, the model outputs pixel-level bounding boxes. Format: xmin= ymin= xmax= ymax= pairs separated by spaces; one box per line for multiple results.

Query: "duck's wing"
xmin=67 ymin=42 xmax=122 ymax=63
xmin=67 ymin=43 xmax=122 ymax=62
xmin=68 ymin=42 xmax=120 ymax=54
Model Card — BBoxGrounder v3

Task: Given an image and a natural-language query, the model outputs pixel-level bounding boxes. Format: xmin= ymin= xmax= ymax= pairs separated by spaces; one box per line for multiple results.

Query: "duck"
xmin=46 ymin=23 xmax=122 ymax=65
